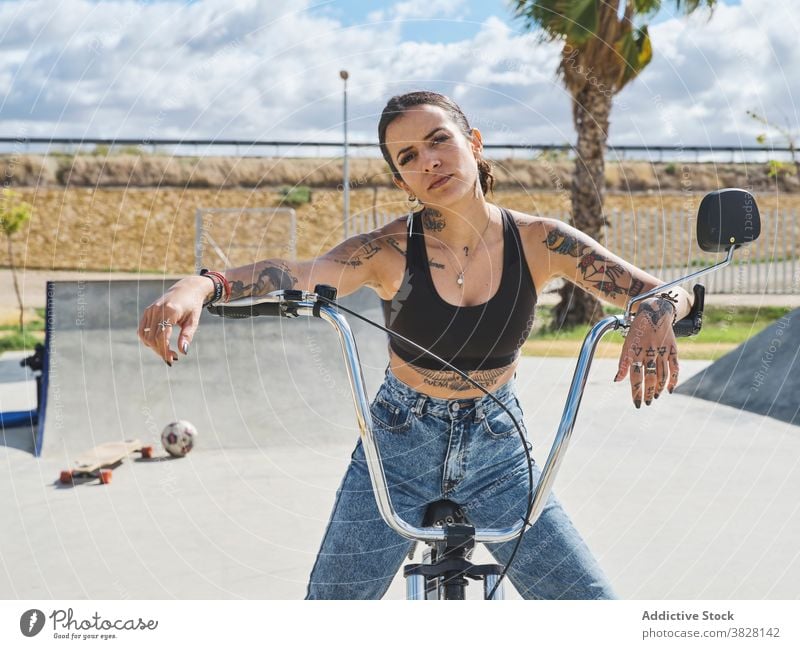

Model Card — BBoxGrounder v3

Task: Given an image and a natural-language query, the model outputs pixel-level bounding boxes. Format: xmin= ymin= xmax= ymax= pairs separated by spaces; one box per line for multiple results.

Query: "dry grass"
xmin=2 ymin=185 xmax=799 ymax=274
xmin=4 ymin=154 xmax=799 ymax=193
xmin=1 ymin=155 xmax=798 ymax=273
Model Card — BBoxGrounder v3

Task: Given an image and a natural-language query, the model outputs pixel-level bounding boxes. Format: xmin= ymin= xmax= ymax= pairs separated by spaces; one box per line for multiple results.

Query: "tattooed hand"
xmin=613 ymin=297 xmax=679 ymax=408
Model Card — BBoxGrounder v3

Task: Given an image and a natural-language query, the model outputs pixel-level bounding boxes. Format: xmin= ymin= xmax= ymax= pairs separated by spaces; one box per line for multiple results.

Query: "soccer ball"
xmin=161 ymin=420 xmax=198 ymax=457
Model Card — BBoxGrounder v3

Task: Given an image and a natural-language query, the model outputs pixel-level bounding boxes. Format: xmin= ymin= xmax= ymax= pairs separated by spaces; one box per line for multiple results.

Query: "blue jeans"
xmin=306 ymin=369 xmax=616 ymax=600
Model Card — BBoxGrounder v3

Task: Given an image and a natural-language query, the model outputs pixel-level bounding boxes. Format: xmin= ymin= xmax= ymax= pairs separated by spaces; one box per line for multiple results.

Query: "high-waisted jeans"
xmin=305 ymin=369 xmax=616 ymax=599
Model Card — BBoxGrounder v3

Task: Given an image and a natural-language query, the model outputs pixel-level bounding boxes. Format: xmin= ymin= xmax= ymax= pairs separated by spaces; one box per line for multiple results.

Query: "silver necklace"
xmin=456 ymin=215 xmax=492 ymax=287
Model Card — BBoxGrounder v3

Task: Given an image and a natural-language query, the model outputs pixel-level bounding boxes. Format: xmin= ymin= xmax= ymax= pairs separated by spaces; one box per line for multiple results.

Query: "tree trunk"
xmin=7 ymin=236 xmax=23 ymax=332
xmin=553 ymin=82 xmax=613 ymax=329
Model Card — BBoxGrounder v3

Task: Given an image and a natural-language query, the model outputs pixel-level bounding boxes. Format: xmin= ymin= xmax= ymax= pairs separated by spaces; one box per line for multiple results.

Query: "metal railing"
xmin=1 ymin=137 xmax=796 ymax=164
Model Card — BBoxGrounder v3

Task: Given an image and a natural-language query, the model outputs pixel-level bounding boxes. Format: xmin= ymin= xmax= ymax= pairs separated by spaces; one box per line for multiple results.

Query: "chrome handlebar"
xmin=209 ymin=246 xmax=729 ymax=543
xmin=204 ymin=186 xmax=761 ymax=546
xmin=211 ymin=291 xmax=622 ymax=543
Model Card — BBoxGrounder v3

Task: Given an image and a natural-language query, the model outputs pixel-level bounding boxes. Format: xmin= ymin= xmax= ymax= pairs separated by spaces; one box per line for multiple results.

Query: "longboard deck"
xmin=61 ymin=440 xmax=152 ymax=485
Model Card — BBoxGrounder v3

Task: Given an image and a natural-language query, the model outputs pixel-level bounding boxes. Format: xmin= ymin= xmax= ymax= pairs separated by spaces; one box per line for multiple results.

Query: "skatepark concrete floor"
xmin=2 ymin=349 xmax=798 ymax=600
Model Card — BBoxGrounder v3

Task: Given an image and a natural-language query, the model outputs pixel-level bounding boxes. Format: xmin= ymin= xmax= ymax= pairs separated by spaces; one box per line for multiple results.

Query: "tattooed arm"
xmin=138 ymin=229 xmax=388 ymax=365
xmin=540 ymin=219 xmax=693 ymax=321
xmin=226 ymin=231 xmax=384 ymax=300
xmin=537 ymin=218 xmax=693 ymax=407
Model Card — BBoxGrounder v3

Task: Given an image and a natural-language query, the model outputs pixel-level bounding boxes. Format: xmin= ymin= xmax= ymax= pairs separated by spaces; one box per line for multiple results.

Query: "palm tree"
xmin=512 ymin=0 xmax=716 ymax=328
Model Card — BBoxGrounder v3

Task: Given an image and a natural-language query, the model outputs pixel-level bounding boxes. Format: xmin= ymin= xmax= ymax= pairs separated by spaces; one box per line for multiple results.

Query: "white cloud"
xmin=0 ymin=0 xmax=797 ymax=150
xmin=612 ymin=0 xmax=800 ymax=146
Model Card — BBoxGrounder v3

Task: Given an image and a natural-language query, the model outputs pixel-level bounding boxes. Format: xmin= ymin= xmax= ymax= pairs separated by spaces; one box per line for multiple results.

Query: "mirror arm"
xmin=623 ymin=245 xmax=736 ymax=325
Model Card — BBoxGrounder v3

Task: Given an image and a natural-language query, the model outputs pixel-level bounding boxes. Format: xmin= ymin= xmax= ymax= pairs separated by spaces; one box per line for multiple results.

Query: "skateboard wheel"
xmin=99 ymin=470 xmax=113 ymax=484
xmin=141 ymin=446 xmax=153 ymax=459
xmin=59 ymin=471 xmax=74 ymax=485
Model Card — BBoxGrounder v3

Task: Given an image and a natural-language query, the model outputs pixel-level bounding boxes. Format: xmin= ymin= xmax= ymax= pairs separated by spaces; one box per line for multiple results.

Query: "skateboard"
xmin=59 ymin=440 xmax=153 ymax=485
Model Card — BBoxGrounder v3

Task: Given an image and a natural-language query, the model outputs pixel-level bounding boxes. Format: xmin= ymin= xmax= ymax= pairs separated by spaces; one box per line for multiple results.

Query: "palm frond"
xmin=632 ymin=0 xmax=661 ymax=16
xmin=671 ymin=0 xmax=717 ymax=15
xmin=512 ymin=0 xmax=716 ymax=95
xmin=614 ymin=25 xmax=653 ymax=89
xmin=512 ymin=0 xmax=599 ymax=45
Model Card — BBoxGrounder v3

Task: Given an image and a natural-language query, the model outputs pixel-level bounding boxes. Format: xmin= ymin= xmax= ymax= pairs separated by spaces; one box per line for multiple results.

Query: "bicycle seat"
xmin=423 ymin=499 xmax=469 ymax=527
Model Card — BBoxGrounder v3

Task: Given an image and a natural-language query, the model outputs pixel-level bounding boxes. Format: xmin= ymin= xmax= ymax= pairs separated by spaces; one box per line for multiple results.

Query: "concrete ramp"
xmin=674 ymin=308 xmax=799 ymax=426
xmin=38 ymin=280 xmax=389 ymax=458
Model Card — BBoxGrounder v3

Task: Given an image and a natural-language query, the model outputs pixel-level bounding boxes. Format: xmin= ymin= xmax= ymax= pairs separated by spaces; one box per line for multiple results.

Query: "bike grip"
xmin=672 ymin=318 xmax=696 ymax=337
xmin=206 ymin=302 xmax=283 ymax=318
xmin=672 ymin=284 xmax=705 ymax=338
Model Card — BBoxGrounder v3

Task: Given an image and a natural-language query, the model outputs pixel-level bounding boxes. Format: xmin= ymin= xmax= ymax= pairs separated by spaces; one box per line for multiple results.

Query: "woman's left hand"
xmin=613 ymin=298 xmax=679 ymax=408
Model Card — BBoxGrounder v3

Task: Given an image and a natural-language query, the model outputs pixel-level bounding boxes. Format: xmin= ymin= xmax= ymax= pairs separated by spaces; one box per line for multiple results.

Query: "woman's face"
xmin=384 ymin=104 xmax=482 ymax=208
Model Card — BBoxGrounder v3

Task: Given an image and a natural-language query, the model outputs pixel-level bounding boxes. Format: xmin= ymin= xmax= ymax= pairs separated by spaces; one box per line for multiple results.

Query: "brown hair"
xmin=378 ymin=90 xmax=494 ymax=196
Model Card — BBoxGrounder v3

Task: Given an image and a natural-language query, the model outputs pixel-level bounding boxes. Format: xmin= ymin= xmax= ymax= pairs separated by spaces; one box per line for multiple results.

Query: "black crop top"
xmin=381 ymin=207 xmax=538 ymax=372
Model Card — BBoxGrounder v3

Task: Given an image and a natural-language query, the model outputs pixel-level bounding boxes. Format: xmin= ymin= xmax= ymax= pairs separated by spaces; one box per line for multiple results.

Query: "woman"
xmin=139 ymin=91 xmax=693 ymax=599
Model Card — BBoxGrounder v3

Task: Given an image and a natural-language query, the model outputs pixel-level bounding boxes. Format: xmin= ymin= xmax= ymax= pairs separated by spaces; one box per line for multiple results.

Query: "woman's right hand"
xmin=137 ymin=276 xmax=213 ymax=366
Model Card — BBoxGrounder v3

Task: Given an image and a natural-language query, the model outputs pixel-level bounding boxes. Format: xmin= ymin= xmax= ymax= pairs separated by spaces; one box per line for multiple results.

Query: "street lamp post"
xmin=340 ymin=70 xmax=350 ymax=240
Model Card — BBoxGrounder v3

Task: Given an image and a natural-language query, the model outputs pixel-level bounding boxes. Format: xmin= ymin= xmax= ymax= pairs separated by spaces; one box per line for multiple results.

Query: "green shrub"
xmin=90 ymin=144 xmax=142 ymax=156
xmin=537 ymin=147 xmax=570 ymax=163
xmin=276 ymin=185 xmax=312 ymax=207
xmin=767 ymin=160 xmax=798 ymax=179
xmin=0 ymin=331 xmax=43 ymax=353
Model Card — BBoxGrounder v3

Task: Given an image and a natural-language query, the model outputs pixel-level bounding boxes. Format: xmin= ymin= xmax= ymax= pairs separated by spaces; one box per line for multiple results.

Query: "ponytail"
xmin=476 ymin=157 xmax=494 ymax=195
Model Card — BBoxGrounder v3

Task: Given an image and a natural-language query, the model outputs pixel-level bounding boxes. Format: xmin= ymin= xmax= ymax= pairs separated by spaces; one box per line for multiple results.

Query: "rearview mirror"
xmin=696 ymin=188 xmax=761 ymax=253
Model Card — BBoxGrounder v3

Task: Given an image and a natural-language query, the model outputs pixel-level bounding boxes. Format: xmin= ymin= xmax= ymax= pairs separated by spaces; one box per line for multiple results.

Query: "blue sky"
xmin=0 ymin=0 xmax=792 ymax=149
xmin=313 ymin=0 xmax=514 ymax=43
xmin=312 ymin=0 xmax=743 ymax=43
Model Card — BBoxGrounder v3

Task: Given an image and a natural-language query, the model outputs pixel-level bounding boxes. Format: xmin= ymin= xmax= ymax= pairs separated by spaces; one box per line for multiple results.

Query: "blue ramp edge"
xmin=0 ymin=410 xmax=38 ymax=428
xmin=30 ymin=281 xmax=54 ymax=457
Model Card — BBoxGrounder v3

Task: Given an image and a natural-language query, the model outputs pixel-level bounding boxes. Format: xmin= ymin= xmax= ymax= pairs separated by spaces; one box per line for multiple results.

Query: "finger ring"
xmin=157 ymin=319 xmax=172 ymax=331
xmin=645 ymin=367 xmax=657 ymax=375
xmin=143 ymin=327 xmax=151 ymax=332
xmin=631 ymin=361 xmax=644 ymax=369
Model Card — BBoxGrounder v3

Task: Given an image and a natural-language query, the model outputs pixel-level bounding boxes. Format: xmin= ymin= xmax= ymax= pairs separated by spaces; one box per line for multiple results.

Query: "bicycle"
xmin=206 ymin=188 xmax=760 ymax=600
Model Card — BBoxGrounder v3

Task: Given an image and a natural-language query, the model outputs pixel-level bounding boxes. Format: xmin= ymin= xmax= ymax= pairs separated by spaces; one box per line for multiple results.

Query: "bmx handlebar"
xmin=203 ymin=187 xmax=761 ymax=547
xmin=206 ymin=269 xmax=710 ymax=543
xmin=207 ymin=302 xmax=283 ymax=318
